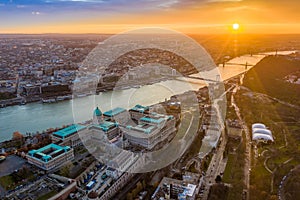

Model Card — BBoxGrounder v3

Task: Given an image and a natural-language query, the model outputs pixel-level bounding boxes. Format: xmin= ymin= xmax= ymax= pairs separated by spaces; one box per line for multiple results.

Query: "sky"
xmin=0 ymin=0 xmax=300 ymax=34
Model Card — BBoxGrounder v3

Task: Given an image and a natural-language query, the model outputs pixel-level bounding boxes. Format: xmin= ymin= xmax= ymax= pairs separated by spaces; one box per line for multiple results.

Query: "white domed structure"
xmin=252 ymin=123 xmax=266 ymax=130
xmin=252 ymin=134 xmax=274 ymax=142
xmin=252 ymin=128 xmax=272 ymax=136
xmin=252 ymin=123 xmax=274 ymax=143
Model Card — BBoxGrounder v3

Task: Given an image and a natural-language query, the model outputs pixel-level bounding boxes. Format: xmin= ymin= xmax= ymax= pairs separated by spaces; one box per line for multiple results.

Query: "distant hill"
xmin=243 ymin=55 xmax=300 ymax=106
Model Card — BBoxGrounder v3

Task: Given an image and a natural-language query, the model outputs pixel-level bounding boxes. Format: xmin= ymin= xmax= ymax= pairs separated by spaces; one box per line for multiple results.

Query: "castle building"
xmin=27 ymin=143 xmax=74 ymax=171
xmin=51 ymin=124 xmax=87 ymax=147
xmin=90 ymin=106 xmax=121 ymax=141
xmin=103 ymin=107 xmax=130 ymax=125
xmin=129 ymin=104 xmax=150 ymax=121
xmin=122 ymin=111 xmax=176 ymax=150
xmin=93 ymin=106 xmax=103 ymax=124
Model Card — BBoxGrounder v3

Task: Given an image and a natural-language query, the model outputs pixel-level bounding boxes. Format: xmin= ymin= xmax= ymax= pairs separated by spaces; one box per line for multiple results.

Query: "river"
xmin=0 ymin=51 xmax=296 ymax=142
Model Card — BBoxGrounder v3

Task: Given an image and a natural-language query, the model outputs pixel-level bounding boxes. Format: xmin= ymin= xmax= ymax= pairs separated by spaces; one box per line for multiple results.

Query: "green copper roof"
xmin=130 ymin=104 xmax=149 ymax=113
xmin=140 ymin=117 xmax=165 ymax=124
xmin=98 ymin=121 xmax=117 ymax=132
xmin=126 ymin=124 xmax=156 ymax=134
xmin=53 ymin=124 xmax=86 ymax=139
xmin=28 ymin=143 xmax=71 ymax=163
xmin=103 ymin=107 xmax=126 ymax=117
xmin=94 ymin=107 xmax=102 ymax=116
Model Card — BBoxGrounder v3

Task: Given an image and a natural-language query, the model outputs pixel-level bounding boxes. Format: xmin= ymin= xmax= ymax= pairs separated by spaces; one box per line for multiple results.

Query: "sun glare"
xmin=232 ymin=23 xmax=240 ymax=31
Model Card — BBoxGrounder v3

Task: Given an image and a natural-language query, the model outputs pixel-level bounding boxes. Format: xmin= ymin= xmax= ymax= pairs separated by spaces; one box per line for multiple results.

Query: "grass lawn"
xmin=223 ymin=154 xmax=234 ymax=183
xmin=0 ymin=168 xmax=35 ymax=191
xmin=0 ymin=175 xmax=15 ymax=190
xmin=234 ymin=59 xmax=300 ymax=200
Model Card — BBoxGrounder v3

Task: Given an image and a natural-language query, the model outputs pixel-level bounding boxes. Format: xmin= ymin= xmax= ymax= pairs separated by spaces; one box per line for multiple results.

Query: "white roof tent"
xmin=252 ymin=128 xmax=272 ymax=136
xmin=252 ymin=133 xmax=274 ymax=142
xmin=252 ymin=123 xmax=274 ymax=142
xmin=252 ymin=123 xmax=266 ymax=130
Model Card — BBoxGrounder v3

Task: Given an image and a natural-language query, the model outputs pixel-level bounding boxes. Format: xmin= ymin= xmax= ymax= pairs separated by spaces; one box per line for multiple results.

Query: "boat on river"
xmin=42 ymin=98 xmax=57 ymax=103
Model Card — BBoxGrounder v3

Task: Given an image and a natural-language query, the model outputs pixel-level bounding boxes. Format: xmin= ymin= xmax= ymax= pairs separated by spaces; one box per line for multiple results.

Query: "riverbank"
xmin=0 ymin=74 xmax=173 ymax=108
xmin=0 ymin=50 xmax=297 ymax=142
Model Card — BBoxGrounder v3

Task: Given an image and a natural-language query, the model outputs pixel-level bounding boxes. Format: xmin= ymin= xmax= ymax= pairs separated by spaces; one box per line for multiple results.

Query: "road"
xmin=200 ymin=131 xmax=227 ymax=200
xmin=199 ymin=85 xmax=233 ymax=199
xmin=231 ymin=82 xmax=251 ymax=200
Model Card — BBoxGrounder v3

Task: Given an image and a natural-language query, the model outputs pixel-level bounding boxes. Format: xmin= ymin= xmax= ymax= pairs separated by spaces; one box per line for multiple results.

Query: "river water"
xmin=0 ymin=51 xmax=296 ymax=142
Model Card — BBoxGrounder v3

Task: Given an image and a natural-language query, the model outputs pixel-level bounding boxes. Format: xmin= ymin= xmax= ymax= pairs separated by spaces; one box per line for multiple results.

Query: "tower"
xmin=93 ymin=107 xmax=103 ymax=124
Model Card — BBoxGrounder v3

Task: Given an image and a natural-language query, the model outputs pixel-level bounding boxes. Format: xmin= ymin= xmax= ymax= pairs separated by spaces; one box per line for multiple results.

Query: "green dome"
xmin=94 ymin=107 xmax=102 ymax=116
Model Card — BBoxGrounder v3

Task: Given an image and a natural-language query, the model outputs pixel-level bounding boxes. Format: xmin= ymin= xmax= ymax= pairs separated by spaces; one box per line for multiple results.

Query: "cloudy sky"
xmin=0 ymin=0 xmax=300 ymax=34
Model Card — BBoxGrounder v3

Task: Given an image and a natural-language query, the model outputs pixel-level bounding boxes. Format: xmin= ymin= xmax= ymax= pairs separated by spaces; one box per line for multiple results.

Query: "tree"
xmin=126 ymin=192 xmax=133 ymax=200
xmin=215 ymin=175 xmax=222 ymax=183
xmin=137 ymin=181 xmax=143 ymax=192
xmin=12 ymin=131 xmax=23 ymax=140
xmin=132 ymin=188 xmax=139 ymax=197
xmin=59 ymin=163 xmax=73 ymax=177
xmin=142 ymin=180 xmax=146 ymax=188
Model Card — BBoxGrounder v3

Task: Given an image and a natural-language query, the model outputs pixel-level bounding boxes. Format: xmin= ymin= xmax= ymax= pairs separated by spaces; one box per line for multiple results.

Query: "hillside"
xmin=243 ymin=55 xmax=300 ymax=106
xmin=235 ymin=54 xmax=300 ymax=200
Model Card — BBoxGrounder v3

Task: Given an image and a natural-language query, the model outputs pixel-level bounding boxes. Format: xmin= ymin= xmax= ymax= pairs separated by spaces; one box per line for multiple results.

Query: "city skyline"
xmin=1 ymin=0 xmax=300 ymax=34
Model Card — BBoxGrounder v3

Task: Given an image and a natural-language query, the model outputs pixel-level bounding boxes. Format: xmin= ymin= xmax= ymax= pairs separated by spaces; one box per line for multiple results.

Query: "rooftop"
xmin=126 ymin=123 xmax=157 ymax=134
xmin=28 ymin=143 xmax=71 ymax=162
xmin=140 ymin=116 xmax=164 ymax=124
xmin=153 ymin=177 xmax=197 ymax=199
xmin=140 ymin=113 xmax=173 ymax=125
xmin=130 ymin=104 xmax=149 ymax=113
xmin=103 ymin=107 xmax=126 ymax=117
xmin=252 ymin=123 xmax=266 ymax=129
xmin=92 ymin=120 xmax=118 ymax=132
xmin=53 ymin=124 xmax=86 ymax=139
xmin=252 ymin=133 xmax=274 ymax=142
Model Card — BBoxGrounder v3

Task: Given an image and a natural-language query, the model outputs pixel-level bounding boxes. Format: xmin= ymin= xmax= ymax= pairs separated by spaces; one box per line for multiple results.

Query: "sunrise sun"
xmin=232 ymin=23 xmax=240 ymax=31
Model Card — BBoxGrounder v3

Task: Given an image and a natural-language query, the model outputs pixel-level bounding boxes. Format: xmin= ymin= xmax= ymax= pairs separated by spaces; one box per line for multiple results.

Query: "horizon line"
xmin=1 ymin=32 xmax=300 ymax=36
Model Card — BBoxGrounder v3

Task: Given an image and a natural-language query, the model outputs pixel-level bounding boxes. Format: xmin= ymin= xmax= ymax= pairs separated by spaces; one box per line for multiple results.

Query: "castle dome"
xmin=94 ymin=107 xmax=102 ymax=116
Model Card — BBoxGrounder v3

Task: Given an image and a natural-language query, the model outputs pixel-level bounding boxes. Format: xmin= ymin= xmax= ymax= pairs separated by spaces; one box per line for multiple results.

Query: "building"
xmin=89 ymin=121 xmax=120 ymax=141
xmin=226 ymin=119 xmax=243 ymax=139
xmin=51 ymin=124 xmax=87 ymax=147
xmin=106 ymin=167 xmax=119 ymax=180
xmin=27 ymin=143 xmax=74 ymax=170
xmin=100 ymin=172 xmax=135 ymax=200
xmin=129 ymin=104 xmax=150 ymax=121
xmin=103 ymin=107 xmax=130 ymax=125
xmin=99 ymin=151 xmax=144 ymax=200
xmin=252 ymin=123 xmax=274 ymax=143
xmin=90 ymin=107 xmax=122 ymax=141
xmin=107 ymin=150 xmax=140 ymax=172
xmin=72 ymin=106 xmax=177 ymax=150
xmin=152 ymin=177 xmax=198 ymax=200
xmin=93 ymin=106 xmax=103 ymax=124
xmin=252 ymin=123 xmax=266 ymax=130
xmin=122 ymin=112 xmax=176 ymax=150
